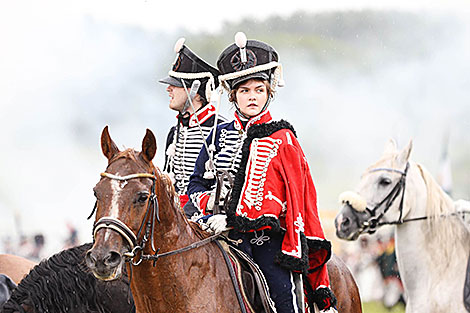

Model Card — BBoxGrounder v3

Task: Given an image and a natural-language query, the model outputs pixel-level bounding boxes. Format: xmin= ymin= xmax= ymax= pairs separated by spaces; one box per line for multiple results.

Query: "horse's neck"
xmin=394 ymin=163 xmax=469 ymax=306
xmin=154 ymin=179 xmax=199 ymax=247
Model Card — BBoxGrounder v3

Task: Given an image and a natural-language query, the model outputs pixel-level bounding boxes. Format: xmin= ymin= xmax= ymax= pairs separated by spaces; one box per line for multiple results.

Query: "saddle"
xmin=216 ymin=239 xmax=277 ymax=313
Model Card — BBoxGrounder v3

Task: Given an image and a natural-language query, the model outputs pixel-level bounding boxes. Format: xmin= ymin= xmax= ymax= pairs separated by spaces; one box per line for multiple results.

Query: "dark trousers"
xmin=182 ymin=200 xmax=198 ymax=218
xmin=230 ymin=230 xmax=299 ymax=313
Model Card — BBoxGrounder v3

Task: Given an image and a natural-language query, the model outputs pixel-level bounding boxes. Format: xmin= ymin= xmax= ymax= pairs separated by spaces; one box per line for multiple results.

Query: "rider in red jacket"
xmin=188 ymin=32 xmax=337 ymax=313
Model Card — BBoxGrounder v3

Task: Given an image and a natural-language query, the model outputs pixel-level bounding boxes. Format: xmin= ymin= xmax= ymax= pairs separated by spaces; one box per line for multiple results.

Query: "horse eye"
xmin=379 ymin=177 xmax=392 ymax=186
xmin=137 ymin=192 xmax=149 ymax=203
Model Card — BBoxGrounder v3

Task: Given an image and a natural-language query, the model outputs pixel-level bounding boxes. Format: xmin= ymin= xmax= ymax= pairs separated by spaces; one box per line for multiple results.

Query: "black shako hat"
xmin=217 ymin=32 xmax=284 ymax=91
xmin=159 ymin=38 xmax=220 ymax=103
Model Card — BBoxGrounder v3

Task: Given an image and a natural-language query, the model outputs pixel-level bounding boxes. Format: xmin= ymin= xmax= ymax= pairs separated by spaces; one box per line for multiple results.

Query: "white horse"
xmin=335 ymin=139 xmax=470 ymax=313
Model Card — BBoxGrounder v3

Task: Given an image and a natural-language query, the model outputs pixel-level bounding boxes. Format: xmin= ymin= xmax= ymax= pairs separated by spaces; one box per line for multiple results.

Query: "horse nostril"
xmin=104 ymin=251 xmax=122 ymax=267
xmin=85 ymin=250 xmax=97 ymax=268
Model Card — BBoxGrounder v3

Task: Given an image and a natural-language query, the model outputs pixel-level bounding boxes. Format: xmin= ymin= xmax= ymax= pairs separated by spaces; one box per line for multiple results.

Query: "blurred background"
xmin=1 ymin=0 xmax=469 ymax=311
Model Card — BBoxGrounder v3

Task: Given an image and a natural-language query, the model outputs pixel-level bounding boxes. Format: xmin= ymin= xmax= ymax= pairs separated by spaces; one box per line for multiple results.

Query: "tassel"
xmin=166 ymin=143 xmax=176 ymax=157
xmin=203 ymin=171 xmax=215 ymax=180
xmin=203 ymin=160 xmax=215 ymax=179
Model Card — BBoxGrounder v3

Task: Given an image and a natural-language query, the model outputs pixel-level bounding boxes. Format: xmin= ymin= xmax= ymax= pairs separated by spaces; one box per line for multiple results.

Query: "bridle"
xmin=89 ymin=172 xmax=160 ymax=266
xmin=88 ymin=171 xmax=220 ymax=267
xmin=352 ymin=161 xmax=469 ymax=236
xmin=358 ymin=162 xmax=410 ymax=234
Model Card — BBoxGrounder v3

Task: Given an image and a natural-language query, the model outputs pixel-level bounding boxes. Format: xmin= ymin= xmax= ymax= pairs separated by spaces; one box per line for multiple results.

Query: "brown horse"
xmin=86 ymin=127 xmax=362 ymax=313
xmin=0 ymin=254 xmax=36 ymax=284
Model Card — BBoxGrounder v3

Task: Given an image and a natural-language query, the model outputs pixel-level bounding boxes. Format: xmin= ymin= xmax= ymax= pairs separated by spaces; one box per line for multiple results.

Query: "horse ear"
xmin=101 ymin=126 xmax=120 ymax=160
xmin=141 ymin=129 xmax=157 ymax=163
xmin=383 ymin=138 xmax=397 ymax=155
xmin=396 ymin=139 xmax=413 ymax=165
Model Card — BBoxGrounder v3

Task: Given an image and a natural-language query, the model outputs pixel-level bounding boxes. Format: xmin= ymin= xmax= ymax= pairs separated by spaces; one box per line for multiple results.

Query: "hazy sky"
xmin=78 ymin=0 xmax=470 ymax=32
xmin=2 ymin=0 xmax=470 ymax=34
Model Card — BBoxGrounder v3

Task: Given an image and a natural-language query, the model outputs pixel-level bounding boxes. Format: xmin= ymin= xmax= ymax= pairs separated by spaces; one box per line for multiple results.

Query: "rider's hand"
xmin=206 ymin=185 xmax=230 ymax=212
xmin=207 ymin=214 xmax=230 ymax=234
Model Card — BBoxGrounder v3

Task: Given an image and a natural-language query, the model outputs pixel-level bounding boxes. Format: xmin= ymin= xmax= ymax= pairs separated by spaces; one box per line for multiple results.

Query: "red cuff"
xmin=199 ymin=193 xmax=210 ymax=215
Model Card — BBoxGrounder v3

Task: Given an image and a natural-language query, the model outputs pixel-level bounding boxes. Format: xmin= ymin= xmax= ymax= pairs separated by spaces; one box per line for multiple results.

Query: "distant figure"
xmin=28 ymin=234 xmax=45 ymax=261
xmin=1 ymin=237 xmax=13 ymax=255
xmin=375 ymin=236 xmax=404 ymax=309
xmin=350 ymin=237 xmax=384 ymax=302
xmin=64 ymin=223 xmax=79 ymax=249
xmin=17 ymin=235 xmax=32 ymax=259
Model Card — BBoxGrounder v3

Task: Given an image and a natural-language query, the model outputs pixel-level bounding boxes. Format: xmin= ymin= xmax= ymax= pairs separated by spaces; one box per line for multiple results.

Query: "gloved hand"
xmin=206 ymin=185 xmax=230 ymax=212
xmin=206 ymin=214 xmax=230 ymax=234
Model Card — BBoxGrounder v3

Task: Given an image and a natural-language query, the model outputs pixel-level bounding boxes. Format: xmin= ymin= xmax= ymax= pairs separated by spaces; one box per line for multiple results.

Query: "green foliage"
xmin=188 ymin=10 xmax=459 ymax=70
xmin=363 ymin=301 xmax=405 ymax=313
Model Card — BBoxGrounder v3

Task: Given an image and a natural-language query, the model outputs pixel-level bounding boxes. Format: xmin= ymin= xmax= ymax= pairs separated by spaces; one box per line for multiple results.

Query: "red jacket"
xmin=227 ymin=118 xmax=332 ymax=298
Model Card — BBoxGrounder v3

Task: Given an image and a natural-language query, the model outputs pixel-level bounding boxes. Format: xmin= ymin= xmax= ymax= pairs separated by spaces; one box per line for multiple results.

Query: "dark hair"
xmin=228 ymin=79 xmax=274 ymax=103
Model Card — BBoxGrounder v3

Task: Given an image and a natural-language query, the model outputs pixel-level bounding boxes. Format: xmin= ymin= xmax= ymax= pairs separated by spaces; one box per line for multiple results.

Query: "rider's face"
xmin=166 ymin=85 xmax=188 ymax=112
xmin=235 ymin=79 xmax=268 ymax=118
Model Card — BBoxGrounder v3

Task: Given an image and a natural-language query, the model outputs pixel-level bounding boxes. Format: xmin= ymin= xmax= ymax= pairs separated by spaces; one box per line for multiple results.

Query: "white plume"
xmin=235 ymin=32 xmax=247 ymax=48
xmin=338 ymin=191 xmax=367 ymax=212
xmin=174 ymin=37 xmax=186 ymax=53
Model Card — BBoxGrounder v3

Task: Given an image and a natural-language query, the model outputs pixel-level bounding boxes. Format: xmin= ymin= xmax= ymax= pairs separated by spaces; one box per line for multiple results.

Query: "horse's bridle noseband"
xmin=89 ymin=172 xmax=160 ymax=266
xmin=88 ymin=171 xmax=221 ymax=267
xmin=359 ymin=162 xmax=410 ymax=234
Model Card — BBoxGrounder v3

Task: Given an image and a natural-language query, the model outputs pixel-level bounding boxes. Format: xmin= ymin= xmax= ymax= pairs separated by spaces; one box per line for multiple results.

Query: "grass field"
xmin=362 ymin=301 xmax=405 ymax=313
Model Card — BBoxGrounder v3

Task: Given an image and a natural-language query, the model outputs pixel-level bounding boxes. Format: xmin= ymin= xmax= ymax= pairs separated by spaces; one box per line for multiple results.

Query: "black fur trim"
xmin=305 ymin=286 xmax=337 ymax=311
xmin=274 ymin=232 xmax=309 ymax=272
xmin=228 ymin=214 xmax=281 ymax=232
xmin=307 ymin=239 xmax=332 ymax=273
xmin=226 ymin=120 xmax=297 ymax=231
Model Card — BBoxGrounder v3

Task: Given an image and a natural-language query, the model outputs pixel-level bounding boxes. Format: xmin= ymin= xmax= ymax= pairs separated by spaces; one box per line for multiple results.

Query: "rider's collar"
xmin=234 ymin=110 xmax=272 ymax=131
xmin=176 ymin=104 xmax=217 ymax=128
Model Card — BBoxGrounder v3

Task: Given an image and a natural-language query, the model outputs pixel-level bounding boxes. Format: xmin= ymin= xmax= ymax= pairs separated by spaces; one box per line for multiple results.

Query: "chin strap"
xmin=181 ymin=79 xmax=218 ymax=178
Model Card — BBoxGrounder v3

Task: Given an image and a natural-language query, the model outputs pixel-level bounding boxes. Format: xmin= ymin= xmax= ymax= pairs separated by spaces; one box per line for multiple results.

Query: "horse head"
xmin=335 ymin=139 xmax=413 ymax=240
xmin=86 ymin=126 xmax=158 ymax=281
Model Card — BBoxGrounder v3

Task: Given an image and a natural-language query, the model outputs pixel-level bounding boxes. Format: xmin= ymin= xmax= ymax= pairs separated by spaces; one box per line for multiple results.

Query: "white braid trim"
xmin=168 ymin=70 xmax=216 ymax=102
xmin=338 ymin=191 xmax=367 ymax=212
xmin=168 ymin=70 xmax=214 ymax=80
xmin=219 ymin=61 xmax=283 ymax=92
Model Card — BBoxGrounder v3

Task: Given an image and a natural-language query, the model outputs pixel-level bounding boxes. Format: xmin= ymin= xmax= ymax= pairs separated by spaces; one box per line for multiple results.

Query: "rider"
xmin=187 ymin=32 xmax=337 ymax=313
xmin=159 ymin=38 xmax=225 ymax=211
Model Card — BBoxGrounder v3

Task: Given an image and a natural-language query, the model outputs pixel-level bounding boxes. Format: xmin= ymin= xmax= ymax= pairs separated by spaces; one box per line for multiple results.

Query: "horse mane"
xmin=416 ymin=162 xmax=468 ymax=267
xmin=2 ymin=243 xmax=134 ymax=313
xmin=156 ymin=167 xmax=210 ymax=239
